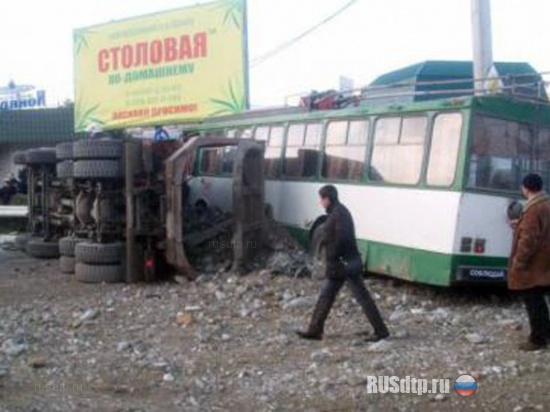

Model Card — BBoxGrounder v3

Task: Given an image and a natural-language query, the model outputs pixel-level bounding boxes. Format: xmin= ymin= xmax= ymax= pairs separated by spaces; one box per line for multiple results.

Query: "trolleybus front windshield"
xmin=467 ymin=115 xmax=550 ymax=192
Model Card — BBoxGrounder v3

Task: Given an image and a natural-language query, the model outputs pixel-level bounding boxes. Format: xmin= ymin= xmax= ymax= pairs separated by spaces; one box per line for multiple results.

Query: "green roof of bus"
xmin=184 ymin=95 xmax=550 ymax=131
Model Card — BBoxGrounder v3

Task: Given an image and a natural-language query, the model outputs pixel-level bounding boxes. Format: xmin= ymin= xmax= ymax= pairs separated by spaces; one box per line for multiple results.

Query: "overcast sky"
xmin=0 ymin=0 xmax=548 ymax=107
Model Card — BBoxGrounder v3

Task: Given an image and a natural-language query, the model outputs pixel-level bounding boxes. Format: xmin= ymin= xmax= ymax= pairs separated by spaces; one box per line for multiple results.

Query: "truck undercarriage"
xmin=13 ymin=136 xmax=266 ymax=283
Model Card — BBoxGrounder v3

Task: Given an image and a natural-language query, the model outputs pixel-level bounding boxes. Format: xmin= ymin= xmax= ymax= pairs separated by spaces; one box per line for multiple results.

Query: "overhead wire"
xmin=250 ymin=0 xmax=361 ymax=68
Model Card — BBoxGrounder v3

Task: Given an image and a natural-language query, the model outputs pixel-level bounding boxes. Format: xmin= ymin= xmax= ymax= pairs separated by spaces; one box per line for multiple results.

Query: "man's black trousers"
xmin=307 ymin=273 xmax=389 ymax=337
xmin=523 ymin=288 xmax=550 ymax=345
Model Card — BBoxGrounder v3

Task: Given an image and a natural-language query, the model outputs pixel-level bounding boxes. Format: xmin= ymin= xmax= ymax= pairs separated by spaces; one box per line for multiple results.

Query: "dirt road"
xmin=0 ymin=249 xmax=549 ymax=411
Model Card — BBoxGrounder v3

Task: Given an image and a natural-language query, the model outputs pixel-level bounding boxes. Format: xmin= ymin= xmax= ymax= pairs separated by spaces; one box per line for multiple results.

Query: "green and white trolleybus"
xmin=181 ymin=77 xmax=550 ymax=287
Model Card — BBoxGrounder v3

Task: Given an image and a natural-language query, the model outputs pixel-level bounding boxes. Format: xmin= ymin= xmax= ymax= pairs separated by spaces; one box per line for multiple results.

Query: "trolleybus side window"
xmin=323 ymin=120 xmax=369 ymax=181
xmin=427 ymin=113 xmax=463 ymax=187
xmin=267 ymin=126 xmax=284 ymax=178
xmin=467 ymin=116 xmax=532 ymax=191
xmin=227 ymin=128 xmax=253 ymax=139
xmin=283 ymin=122 xmax=322 ymax=178
xmin=255 ymin=125 xmax=284 ymax=178
xmin=226 ymin=129 xmax=238 ymax=138
xmin=255 ymin=126 xmax=270 ymax=142
xmin=369 ymin=116 xmax=428 ymax=184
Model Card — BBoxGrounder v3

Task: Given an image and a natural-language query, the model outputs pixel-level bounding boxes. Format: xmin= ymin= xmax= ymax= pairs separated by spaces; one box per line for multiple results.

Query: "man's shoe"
xmin=518 ymin=341 xmax=547 ymax=351
xmin=364 ymin=331 xmax=390 ymax=343
xmin=295 ymin=330 xmax=323 ymax=341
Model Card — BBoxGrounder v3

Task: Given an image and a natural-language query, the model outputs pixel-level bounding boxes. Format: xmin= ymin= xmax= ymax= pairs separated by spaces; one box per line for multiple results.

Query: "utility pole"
xmin=471 ymin=0 xmax=494 ymax=95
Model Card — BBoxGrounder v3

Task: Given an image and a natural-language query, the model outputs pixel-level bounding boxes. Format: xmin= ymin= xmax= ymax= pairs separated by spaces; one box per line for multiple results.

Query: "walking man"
xmin=509 ymin=174 xmax=550 ymax=351
xmin=296 ymin=185 xmax=389 ymax=342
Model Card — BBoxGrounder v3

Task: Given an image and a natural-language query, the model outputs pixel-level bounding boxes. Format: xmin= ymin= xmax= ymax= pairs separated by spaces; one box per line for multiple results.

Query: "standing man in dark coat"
xmin=509 ymin=174 xmax=550 ymax=351
xmin=296 ymin=185 xmax=389 ymax=342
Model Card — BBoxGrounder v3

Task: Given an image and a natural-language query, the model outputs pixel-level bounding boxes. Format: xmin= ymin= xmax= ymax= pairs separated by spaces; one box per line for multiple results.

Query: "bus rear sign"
xmin=458 ymin=267 xmax=507 ymax=282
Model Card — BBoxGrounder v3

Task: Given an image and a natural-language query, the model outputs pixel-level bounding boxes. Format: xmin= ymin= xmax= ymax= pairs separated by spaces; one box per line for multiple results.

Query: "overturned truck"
xmin=14 ymin=136 xmax=266 ymax=283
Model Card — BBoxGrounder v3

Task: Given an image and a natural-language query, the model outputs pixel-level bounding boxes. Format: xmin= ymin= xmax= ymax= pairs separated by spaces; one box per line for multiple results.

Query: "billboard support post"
xmin=243 ymin=0 xmax=250 ymax=110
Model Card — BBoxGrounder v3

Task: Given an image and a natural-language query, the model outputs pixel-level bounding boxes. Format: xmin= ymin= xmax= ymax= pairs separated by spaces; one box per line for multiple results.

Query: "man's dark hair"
xmin=319 ymin=185 xmax=339 ymax=203
xmin=523 ymin=173 xmax=544 ymax=193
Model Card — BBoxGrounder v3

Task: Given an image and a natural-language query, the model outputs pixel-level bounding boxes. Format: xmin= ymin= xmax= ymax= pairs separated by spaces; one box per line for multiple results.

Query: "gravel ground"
xmin=0 ymin=248 xmax=549 ymax=412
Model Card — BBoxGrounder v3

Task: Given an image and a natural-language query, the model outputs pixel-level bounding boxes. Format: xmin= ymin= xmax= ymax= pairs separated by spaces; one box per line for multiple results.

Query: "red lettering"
xmin=109 ymin=47 xmax=121 ymax=71
xmin=150 ymin=40 xmax=163 ymax=64
xmin=164 ymin=37 xmax=178 ymax=62
xmin=121 ymin=45 xmax=134 ymax=69
xmin=193 ymin=32 xmax=207 ymax=58
xmin=134 ymin=42 xmax=149 ymax=66
xmin=97 ymin=32 xmax=208 ymax=73
xmin=98 ymin=49 xmax=109 ymax=72
xmin=179 ymin=35 xmax=193 ymax=60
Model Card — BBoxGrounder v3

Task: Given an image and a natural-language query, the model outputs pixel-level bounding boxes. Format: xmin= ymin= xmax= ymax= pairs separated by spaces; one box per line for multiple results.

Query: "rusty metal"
xmin=164 ymin=136 xmax=265 ymax=279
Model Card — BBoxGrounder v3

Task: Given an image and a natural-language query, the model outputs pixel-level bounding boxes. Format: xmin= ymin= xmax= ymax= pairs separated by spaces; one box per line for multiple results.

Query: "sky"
xmin=0 ymin=0 xmax=549 ymax=107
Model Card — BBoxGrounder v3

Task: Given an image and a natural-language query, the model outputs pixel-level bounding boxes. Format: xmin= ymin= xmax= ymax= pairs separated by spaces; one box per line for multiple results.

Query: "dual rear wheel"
xmin=57 ymin=238 xmax=124 ymax=283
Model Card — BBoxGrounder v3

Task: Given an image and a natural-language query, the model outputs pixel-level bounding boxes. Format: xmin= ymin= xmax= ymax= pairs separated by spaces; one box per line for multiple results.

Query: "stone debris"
xmin=465 ymin=332 xmax=489 ymax=344
xmin=367 ymin=339 xmax=393 ymax=353
xmin=116 ymin=341 xmax=131 ymax=352
xmin=0 ymin=248 xmax=545 ymax=410
xmin=282 ymin=296 xmax=316 ymax=310
xmin=175 ymin=312 xmax=194 ymax=326
xmin=1 ymin=339 xmax=28 ymax=357
xmin=187 ymin=216 xmax=313 ymax=277
xmin=79 ymin=308 xmax=99 ymax=322
xmin=310 ymin=348 xmax=333 ymax=362
xmin=162 ymin=373 xmax=175 ymax=382
xmin=28 ymin=356 xmax=47 ymax=369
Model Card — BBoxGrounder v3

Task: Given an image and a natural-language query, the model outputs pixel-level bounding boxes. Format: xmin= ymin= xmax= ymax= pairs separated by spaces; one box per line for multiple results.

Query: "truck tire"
xmin=26 ymin=238 xmax=60 ymax=259
xmin=56 ymin=160 xmax=73 ymax=179
xmin=59 ymin=237 xmax=83 ymax=257
xmin=75 ymin=242 xmax=123 ymax=264
xmin=73 ymin=139 xmax=123 ymax=160
xmin=73 ymin=160 xmax=122 ymax=179
xmin=13 ymin=151 xmax=27 ymax=165
xmin=55 ymin=142 xmax=74 ymax=161
xmin=26 ymin=148 xmax=57 ymax=165
xmin=75 ymin=263 xmax=123 ymax=283
xmin=60 ymin=256 xmax=75 ymax=274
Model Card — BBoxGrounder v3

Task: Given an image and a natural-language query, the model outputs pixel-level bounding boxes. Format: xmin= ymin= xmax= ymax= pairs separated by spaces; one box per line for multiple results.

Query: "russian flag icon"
xmin=454 ymin=375 xmax=477 ymax=397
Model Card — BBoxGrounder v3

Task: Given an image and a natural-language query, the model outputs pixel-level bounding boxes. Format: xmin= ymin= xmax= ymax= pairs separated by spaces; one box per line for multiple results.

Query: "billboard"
xmin=74 ymin=0 xmax=248 ymax=132
xmin=0 ymin=82 xmax=46 ymax=111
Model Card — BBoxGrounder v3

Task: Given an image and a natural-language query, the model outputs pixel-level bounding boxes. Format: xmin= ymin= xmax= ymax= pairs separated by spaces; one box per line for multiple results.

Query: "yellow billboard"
xmin=74 ymin=0 xmax=248 ymax=132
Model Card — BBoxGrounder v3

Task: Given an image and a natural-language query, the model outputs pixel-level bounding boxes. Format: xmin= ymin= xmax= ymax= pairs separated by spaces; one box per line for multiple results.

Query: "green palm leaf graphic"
xmin=209 ymin=80 xmax=247 ymax=116
xmin=213 ymin=0 xmax=244 ymax=29
xmin=75 ymin=102 xmax=103 ymax=131
xmin=74 ymin=29 xmax=94 ymax=54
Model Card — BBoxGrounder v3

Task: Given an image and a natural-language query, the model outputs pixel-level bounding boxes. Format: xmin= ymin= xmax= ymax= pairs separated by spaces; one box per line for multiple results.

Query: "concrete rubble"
xmin=0 ymin=241 xmax=549 ymax=410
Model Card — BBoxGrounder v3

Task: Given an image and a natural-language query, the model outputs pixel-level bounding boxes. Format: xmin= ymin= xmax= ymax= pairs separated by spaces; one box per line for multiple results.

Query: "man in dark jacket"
xmin=296 ymin=185 xmax=389 ymax=342
xmin=509 ymin=174 xmax=550 ymax=351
